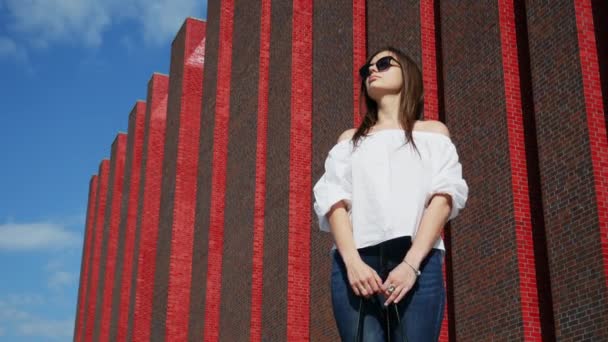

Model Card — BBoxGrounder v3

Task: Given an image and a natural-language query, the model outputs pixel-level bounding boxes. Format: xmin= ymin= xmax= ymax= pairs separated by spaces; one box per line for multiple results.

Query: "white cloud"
xmin=0 ymin=36 xmax=28 ymax=62
xmin=48 ymin=271 xmax=78 ymax=290
xmin=3 ymin=0 xmax=205 ymax=50
xmin=0 ymin=222 xmax=81 ymax=251
xmin=0 ymin=297 xmax=73 ymax=339
xmin=16 ymin=318 xmax=73 ymax=339
xmin=5 ymin=294 xmax=45 ymax=306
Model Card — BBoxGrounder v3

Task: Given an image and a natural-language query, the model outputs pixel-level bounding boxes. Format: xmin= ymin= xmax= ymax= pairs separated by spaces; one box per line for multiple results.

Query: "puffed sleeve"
xmin=313 ymin=140 xmax=353 ymax=232
xmin=424 ymin=137 xmax=469 ymax=221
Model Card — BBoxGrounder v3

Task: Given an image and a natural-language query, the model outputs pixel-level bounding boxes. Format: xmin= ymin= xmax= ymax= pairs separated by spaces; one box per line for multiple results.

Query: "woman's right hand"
xmin=344 ymin=257 xmax=383 ymax=297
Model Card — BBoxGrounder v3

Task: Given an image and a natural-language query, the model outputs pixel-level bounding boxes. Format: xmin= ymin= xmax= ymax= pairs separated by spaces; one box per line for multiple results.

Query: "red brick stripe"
xmin=165 ymin=18 xmax=206 ymax=342
xmin=287 ymin=0 xmax=313 ymax=340
xmin=419 ymin=1 xmax=452 ymax=341
xmin=352 ymin=0 xmax=366 ymax=127
xmin=250 ymin=1 xmax=271 ymax=341
xmin=132 ymin=74 xmax=169 ymax=342
xmin=202 ymin=0 xmax=234 ymax=340
xmin=99 ymin=133 xmax=128 ymax=342
xmin=574 ymin=0 xmax=608 ymax=292
xmin=74 ymin=175 xmax=98 ymax=342
xmin=116 ymin=101 xmax=147 ymax=341
xmin=84 ymin=160 xmax=110 ymax=341
xmin=498 ymin=1 xmax=542 ymax=340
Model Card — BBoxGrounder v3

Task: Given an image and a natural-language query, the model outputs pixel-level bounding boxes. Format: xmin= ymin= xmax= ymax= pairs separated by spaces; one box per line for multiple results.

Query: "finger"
xmin=367 ymin=277 xmax=380 ymax=293
xmin=350 ymin=283 xmax=360 ymax=296
xmin=384 ymin=285 xmax=402 ymax=306
xmin=358 ymin=284 xmax=368 ymax=297
xmin=394 ymin=285 xmax=409 ymax=304
xmin=373 ymin=272 xmax=383 ymax=289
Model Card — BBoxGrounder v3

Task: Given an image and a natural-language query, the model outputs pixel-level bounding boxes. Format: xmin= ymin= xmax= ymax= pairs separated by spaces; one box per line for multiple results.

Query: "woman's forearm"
xmin=405 ymin=194 xmax=452 ymax=269
xmin=327 ymin=201 xmax=360 ymax=266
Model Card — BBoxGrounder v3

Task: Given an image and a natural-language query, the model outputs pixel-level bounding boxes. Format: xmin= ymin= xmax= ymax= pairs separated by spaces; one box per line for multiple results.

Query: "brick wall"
xmin=74 ymin=1 xmax=608 ymax=340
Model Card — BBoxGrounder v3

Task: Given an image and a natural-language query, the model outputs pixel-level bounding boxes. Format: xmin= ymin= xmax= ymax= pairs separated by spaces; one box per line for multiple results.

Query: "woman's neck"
xmin=375 ymin=93 xmax=402 ymax=127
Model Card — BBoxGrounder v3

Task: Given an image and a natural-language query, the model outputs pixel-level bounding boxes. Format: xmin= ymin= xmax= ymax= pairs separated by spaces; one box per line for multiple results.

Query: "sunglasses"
xmin=359 ymin=56 xmax=401 ymax=79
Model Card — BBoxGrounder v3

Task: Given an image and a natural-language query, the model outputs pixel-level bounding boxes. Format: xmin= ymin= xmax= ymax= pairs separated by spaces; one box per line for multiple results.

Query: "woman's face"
xmin=364 ymin=51 xmax=404 ymax=100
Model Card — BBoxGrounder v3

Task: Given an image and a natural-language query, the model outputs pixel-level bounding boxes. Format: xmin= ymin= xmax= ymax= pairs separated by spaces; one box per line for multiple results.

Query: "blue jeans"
xmin=331 ymin=236 xmax=445 ymax=341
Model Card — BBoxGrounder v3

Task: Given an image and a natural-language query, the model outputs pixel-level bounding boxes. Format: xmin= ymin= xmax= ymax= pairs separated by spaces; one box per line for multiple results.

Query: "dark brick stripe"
xmin=217 ymin=0 xmax=260 ymax=339
xmin=261 ymin=0 xmax=292 ymax=340
xmin=440 ymin=1 xmax=523 ymax=340
xmin=189 ymin=0 xmax=221 ymax=339
xmin=367 ymin=0 xmax=421 ymax=65
xmin=310 ymin=0 xmax=353 ymax=340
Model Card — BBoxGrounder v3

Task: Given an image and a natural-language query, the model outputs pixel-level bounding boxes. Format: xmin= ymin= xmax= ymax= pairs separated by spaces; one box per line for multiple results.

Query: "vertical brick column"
xmin=216 ymin=0 xmax=259 ymax=339
xmin=574 ymin=0 xmax=608 ymax=296
xmin=419 ymin=1 xmax=454 ymax=340
xmin=109 ymin=101 xmax=147 ymax=341
xmin=287 ymin=1 xmax=313 ymax=340
xmin=440 ymin=1 xmax=529 ymax=339
xmin=94 ymin=133 xmax=128 ymax=342
xmin=310 ymin=0 xmax=353 ymax=340
xmin=352 ymin=0 xmax=366 ymax=127
xmin=83 ymin=160 xmax=109 ymax=341
xmin=202 ymin=0 xmax=235 ymax=340
xmin=526 ymin=0 xmax=608 ymax=339
xmin=189 ymin=0 xmax=221 ymax=339
xmin=249 ymin=0 xmax=271 ymax=340
xmin=74 ymin=175 xmax=98 ymax=342
xmin=367 ymin=0 xmax=421 ymax=64
xmin=497 ymin=1 xmax=545 ymax=340
xmin=152 ymin=18 xmax=206 ymax=342
xmin=260 ymin=0 xmax=292 ymax=340
xmin=131 ymin=73 xmax=169 ymax=342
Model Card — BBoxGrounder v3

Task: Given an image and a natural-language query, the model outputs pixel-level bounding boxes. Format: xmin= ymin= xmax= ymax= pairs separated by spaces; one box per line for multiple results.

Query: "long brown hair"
xmin=352 ymin=47 xmax=424 ymax=156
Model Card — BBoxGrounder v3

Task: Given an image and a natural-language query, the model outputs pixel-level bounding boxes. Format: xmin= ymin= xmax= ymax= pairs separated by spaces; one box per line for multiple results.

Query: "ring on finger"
xmin=388 ymin=284 xmax=396 ymax=294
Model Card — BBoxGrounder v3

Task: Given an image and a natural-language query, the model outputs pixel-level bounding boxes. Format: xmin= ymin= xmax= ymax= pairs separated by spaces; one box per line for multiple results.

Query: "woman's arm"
xmin=328 ymin=201 xmax=383 ymax=297
xmin=328 ymin=128 xmax=383 ymax=297
xmin=404 ymin=194 xmax=451 ymax=270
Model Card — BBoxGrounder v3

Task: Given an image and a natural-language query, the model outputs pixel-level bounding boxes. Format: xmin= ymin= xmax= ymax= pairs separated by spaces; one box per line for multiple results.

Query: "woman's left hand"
xmin=382 ymin=262 xmax=418 ymax=306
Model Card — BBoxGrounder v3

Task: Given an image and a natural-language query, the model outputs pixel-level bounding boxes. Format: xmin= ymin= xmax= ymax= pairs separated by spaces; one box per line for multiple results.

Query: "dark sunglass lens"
xmin=376 ymin=56 xmax=392 ymax=71
xmin=359 ymin=65 xmax=370 ymax=79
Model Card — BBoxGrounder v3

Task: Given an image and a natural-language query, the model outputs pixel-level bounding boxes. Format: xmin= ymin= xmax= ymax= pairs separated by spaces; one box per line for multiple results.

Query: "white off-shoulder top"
xmin=313 ymin=129 xmax=469 ymax=250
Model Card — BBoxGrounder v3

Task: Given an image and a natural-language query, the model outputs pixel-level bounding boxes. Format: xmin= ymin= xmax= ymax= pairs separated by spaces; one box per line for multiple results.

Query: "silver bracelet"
xmin=402 ymin=260 xmax=421 ymax=276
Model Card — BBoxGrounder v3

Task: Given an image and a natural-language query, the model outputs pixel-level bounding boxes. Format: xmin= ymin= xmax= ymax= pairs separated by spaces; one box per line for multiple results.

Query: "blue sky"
xmin=0 ymin=0 xmax=207 ymax=340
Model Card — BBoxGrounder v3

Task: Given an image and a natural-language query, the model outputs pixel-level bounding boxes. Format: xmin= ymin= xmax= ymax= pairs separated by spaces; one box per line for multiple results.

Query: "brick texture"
xmin=440 ymin=1 xmax=525 ymax=340
xmin=249 ymin=1 xmax=271 ymax=340
xmin=74 ymin=175 xmax=98 ymax=342
xmin=201 ymin=0 xmax=235 ymax=340
xmin=260 ymin=0 xmax=292 ymax=340
xmin=216 ymin=0 xmax=259 ymax=340
xmin=93 ymin=133 xmax=127 ymax=342
xmin=189 ymin=0 xmax=221 ymax=339
xmin=74 ymin=1 xmax=608 ymax=340
xmin=110 ymin=101 xmax=147 ymax=342
xmin=83 ymin=160 xmax=109 ymax=341
xmin=310 ymin=0 xmax=353 ymax=340
xmin=152 ymin=18 xmax=206 ymax=342
xmin=131 ymin=73 xmax=169 ymax=342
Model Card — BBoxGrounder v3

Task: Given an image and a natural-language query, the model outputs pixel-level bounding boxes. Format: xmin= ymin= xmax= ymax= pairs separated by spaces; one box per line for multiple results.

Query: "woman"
xmin=313 ymin=47 xmax=469 ymax=341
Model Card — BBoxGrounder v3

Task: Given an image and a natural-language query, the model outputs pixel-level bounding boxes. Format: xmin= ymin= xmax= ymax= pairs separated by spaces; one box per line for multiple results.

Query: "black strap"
xmin=354 ymin=298 xmax=408 ymax=342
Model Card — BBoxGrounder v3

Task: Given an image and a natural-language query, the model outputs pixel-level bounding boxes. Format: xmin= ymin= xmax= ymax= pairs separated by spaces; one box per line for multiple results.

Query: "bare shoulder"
xmin=414 ymin=120 xmax=450 ymax=138
xmin=337 ymin=128 xmax=356 ymax=143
